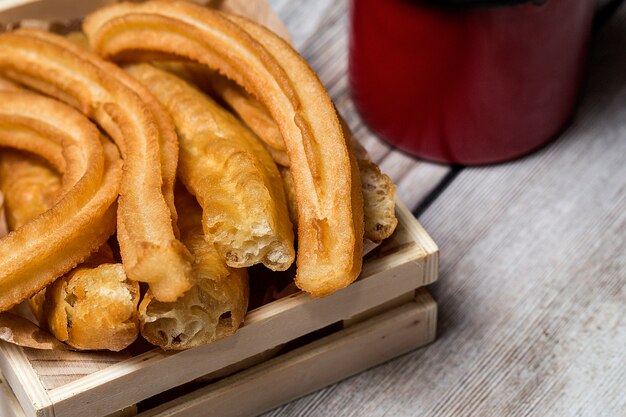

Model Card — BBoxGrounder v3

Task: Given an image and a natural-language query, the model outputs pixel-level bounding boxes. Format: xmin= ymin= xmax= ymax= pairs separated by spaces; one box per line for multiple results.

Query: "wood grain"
xmin=46 ymin=205 xmax=436 ymax=417
xmin=22 ymin=349 xmax=131 ymax=390
xmin=0 ymin=343 xmax=52 ymax=417
xmin=262 ymin=2 xmax=626 ymax=416
xmin=0 ymin=201 xmax=436 ymax=417
xmin=136 ymin=292 xmax=436 ymax=417
xmin=0 ymin=373 xmax=26 ymax=417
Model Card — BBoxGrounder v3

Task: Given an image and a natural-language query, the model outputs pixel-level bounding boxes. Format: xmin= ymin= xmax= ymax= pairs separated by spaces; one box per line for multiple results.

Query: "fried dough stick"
xmin=0 ymin=30 xmax=193 ymax=302
xmin=0 ymin=152 xmax=139 ymax=351
xmin=0 ymin=152 xmax=60 ymax=232
xmin=126 ymin=64 xmax=294 ymax=271
xmin=0 ymin=91 xmax=122 ymax=312
xmin=140 ymin=187 xmax=249 ymax=350
xmin=207 ymin=76 xmax=398 ymax=242
xmin=207 ymin=74 xmax=289 ymax=164
xmin=157 ymin=64 xmax=291 ymax=166
xmin=63 ymin=30 xmax=180 ymax=236
xmin=84 ymin=0 xmax=364 ymax=297
xmin=156 ymin=65 xmax=397 ymax=244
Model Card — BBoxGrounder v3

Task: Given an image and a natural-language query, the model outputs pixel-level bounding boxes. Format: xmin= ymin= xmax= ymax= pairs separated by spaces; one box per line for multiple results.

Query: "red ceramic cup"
xmin=348 ymin=0 xmax=596 ymax=165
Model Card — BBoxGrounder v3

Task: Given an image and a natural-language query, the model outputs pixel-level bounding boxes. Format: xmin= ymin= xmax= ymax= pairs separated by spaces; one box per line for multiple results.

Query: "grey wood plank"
xmin=268 ymin=0 xmax=451 ymax=210
xmin=268 ymin=0 xmax=336 ymax=51
xmin=377 ymin=152 xmax=450 ymax=212
xmin=263 ymin=3 xmax=626 ymax=417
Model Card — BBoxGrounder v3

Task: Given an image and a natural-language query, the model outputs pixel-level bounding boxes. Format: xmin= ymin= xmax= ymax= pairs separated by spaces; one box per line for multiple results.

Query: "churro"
xmin=0 ymin=151 xmax=139 ymax=351
xmin=0 ymin=30 xmax=193 ymax=302
xmin=126 ymin=63 xmax=294 ymax=271
xmin=0 ymin=91 xmax=121 ymax=312
xmin=139 ymin=187 xmax=248 ymax=350
xmin=207 ymin=76 xmax=398 ymax=242
xmin=84 ymin=0 xmax=364 ymax=296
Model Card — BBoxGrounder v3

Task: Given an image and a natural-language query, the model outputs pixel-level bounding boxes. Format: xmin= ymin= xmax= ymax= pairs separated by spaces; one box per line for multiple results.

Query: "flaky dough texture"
xmin=139 ymin=188 xmax=249 ymax=350
xmin=126 ymin=63 xmax=295 ymax=271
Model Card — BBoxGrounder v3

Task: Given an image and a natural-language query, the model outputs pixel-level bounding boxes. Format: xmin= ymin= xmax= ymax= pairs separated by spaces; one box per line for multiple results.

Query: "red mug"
xmin=349 ymin=0 xmax=597 ymax=165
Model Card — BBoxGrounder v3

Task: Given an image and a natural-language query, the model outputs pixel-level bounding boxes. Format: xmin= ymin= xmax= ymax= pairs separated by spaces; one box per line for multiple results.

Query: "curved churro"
xmin=126 ymin=64 xmax=294 ymax=271
xmin=0 ymin=151 xmax=63 ymax=322
xmin=84 ymin=0 xmax=364 ymax=296
xmin=34 ymin=30 xmax=181 ymax=236
xmin=206 ymin=75 xmax=398 ymax=242
xmin=0 ymin=151 xmax=61 ymax=232
xmin=208 ymin=73 xmax=287 ymax=154
xmin=0 ymin=30 xmax=193 ymax=302
xmin=0 ymin=91 xmax=122 ymax=312
xmin=140 ymin=187 xmax=249 ymax=350
xmin=0 ymin=151 xmax=140 ymax=351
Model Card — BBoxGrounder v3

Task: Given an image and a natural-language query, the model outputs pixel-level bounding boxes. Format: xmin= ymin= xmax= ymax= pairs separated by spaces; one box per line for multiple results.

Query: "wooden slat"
xmin=268 ymin=0 xmax=336 ymax=51
xmin=262 ymin=5 xmax=626 ymax=417
xmin=31 ymin=207 xmax=435 ymax=417
xmin=378 ymin=152 xmax=451 ymax=211
xmin=22 ymin=349 xmax=131 ymax=390
xmin=137 ymin=292 xmax=436 ymax=417
xmin=0 ymin=230 xmax=434 ymax=417
xmin=0 ymin=372 xmax=138 ymax=417
xmin=0 ymin=372 xmax=26 ymax=417
xmin=0 ymin=343 xmax=52 ymax=417
xmin=0 ymin=292 xmax=435 ymax=417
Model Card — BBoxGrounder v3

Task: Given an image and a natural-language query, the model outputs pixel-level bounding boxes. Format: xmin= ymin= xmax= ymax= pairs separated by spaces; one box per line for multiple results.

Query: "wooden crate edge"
xmin=0 ymin=342 xmax=52 ymax=417
xmin=137 ymin=291 xmax=437 ymax=417
xmin=0 ymin=205 xmax=438 ymax=417
xmin=0 ymin=292 xmax=436 ymax=417
xmin=395 ymin=198 xmax=439 ymax=284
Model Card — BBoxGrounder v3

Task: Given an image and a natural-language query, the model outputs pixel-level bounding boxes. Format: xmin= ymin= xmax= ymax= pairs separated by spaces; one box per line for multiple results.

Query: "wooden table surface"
xmin=265 ymin=1 xmax=626 ymax=416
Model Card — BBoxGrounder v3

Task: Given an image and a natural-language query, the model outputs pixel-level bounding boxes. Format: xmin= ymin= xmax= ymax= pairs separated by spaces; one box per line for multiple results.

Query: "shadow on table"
xmin=577 ymin=0 xmax=626 ymax=119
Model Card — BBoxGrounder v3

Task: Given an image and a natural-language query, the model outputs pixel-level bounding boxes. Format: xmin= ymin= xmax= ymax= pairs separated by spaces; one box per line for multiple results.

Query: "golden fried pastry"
xmin=44 ymin=257 xmax=139 ymax=352
xmin=341 ymin=123 xmax=398 ymax=242
xmin=160 ymin=66 xmax=396 ymax=243
xmin=0 ymin=91 xmax=122 ymax=312
xmin=0 ymin=30 xmax=193 ymax=302
xmin=84 ymin=0 xmax=364 ymax=297
xmin=126 ymin=63 xmax=294 ymax=270
xmin=0 ymin=76 xmax=22 ymax=93
xmin=359 ymin=157 xmax=399 ymax=242
xmin=278 ymin=167 xmax=299 ymax=229
xmin=0 ymin=151 xmax=139 ymax=351
xmin=0 ymin=193 xmax=5 ymax=238
xmin=139 ymin=187 xmax=249 ymax=350
xmin=24 ymin=28 xmax=182 ymax=246
xmin=0 ymin=151 xmax=61 ymax=231
xmin=211 ymin=78 xmax=398 ymax=242
xmin=209 ymin=73 xmax=287 ymax=153
xmin=0 ymin=151 xmax=61 ymax=322
xmin=156 ymin=62 xmax=294 ymax=168
xmin=65 ymin=31 xmax=90 ymax=48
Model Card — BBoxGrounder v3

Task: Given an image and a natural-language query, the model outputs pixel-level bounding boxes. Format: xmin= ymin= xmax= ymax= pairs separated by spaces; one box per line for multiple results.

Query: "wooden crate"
xmin=0 ymin=200 xmax=439 ymax=417
xmin=1 ymin=291 xmax=436 ymax=417
xmin=0 ymin=3 xmax=439 ymax=416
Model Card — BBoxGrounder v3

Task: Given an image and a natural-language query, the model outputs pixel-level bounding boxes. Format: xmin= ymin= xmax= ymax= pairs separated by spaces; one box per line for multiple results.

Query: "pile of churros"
xmin=0 ymin=0 xmax=397 ymax=351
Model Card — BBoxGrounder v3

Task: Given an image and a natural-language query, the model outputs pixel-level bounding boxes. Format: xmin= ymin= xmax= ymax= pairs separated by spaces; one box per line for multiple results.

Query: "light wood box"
xmin=0 ymin=2 xmax=439 ymax=416
xmin=0 ymin=201 xmax=438 ymax=417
